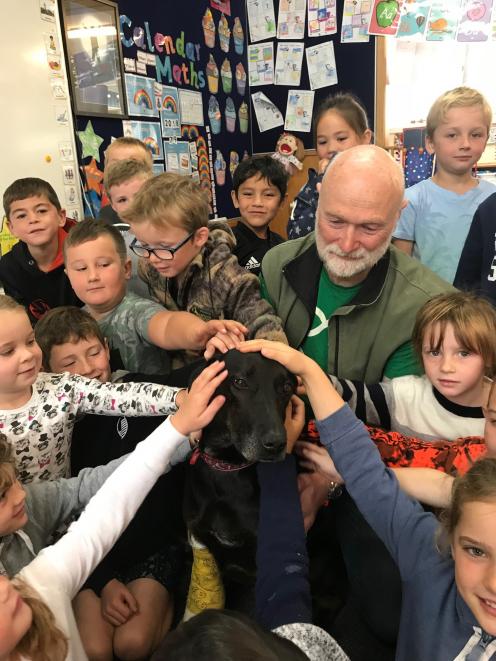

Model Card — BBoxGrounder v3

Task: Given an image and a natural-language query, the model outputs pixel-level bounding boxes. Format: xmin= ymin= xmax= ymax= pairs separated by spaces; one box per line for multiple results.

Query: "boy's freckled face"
xmin=65 ymin=236 xmax=131 ymax=315
xmin=130 ymin=221 xmax=206 ymax=279
xmin=49 ymin=336 xmax=111 ymax=383
xmin=109 ymin=175 xmax=148 ymax=217
xmin=7 ymin=195 xmax=66 ymax=247
xmin=231 ymin=175 xmax=282 ymax=233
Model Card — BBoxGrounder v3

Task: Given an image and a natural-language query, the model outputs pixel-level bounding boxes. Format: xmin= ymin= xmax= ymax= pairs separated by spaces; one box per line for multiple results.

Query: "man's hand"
xmin=297 ymin=470 xmax=330 ymax=532
xmin=101 ymin=579 xmax=138 ymax=627
xmin=295 ymin=441 xmax=343 ymax=484
xmin=284 ymin=395 xmax=305 ymax=453
xmin=200 ymin=320 xmax=246 ymax=360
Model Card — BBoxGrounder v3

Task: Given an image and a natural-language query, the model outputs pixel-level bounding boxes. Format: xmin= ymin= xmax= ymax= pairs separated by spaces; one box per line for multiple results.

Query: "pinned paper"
xmin=54 ymin=106 xmax=68 ymax=126
xmin=59 ymin=141 xmax=74 ymax=162
xmin=40 ymin=0 xmax=56 ymax=21
xmin=47 ymin=54 xmax=61 ymax=73
xmin=159 ymin=86 xmax=181 ymax=138
xmin=50 ymin=78 xmax=66 ymax=100
xmin=236 ymin=63 xmax=247 ymax=95
xmin=248 ymin=42 xmax=274 ymax=86
xmin=203 ymin=8 xmax=217 ymax=47
xmin=179 ymin=90 xmax=204 ymax=126
xmin=211 ymin=0 xmax=231 ymax=15
xmin=277 ymin=0 xmax=307 ymax=38
xmin=247 ymin=0 xmax=277 ymax=42
xmin=426 ymin=0 xmax=462 ymax=41
xmin=457 ymin=0 xmax=494 ymax=41
xmin=122 ymin=120 xmax=164 ymax=160
xmin=285 ymin=90 xmax=315 ymax=133
xmin=44 ymin=31 xmax=59 ymax=55
xmin=125 ymin=74 xmax=158 ymax=118
xmin=368 ymin=0 xmax=404 ymax=36
xmin=225 ymin=97 xmax=237 ymax=132
xmin=214 ymin=150 xmax=227 ymax=185
xmin=341 ymin=0 xmax=372 ymax=42
xmin=251 ymin=91 xmax=284 ymax=132
xmin=78 ymin=120 xmax=104 ymax=161
xmin=308 ymin=0 xmax=337 ymax=37
xmin=230 ymin=151 xmax=240 ymax=178
xmin=62 ymin=164 xmax=76 ymax=185
xmin=397 ymin=0 xmax=431 ymax=39
xmin=218 ymin=13 xmax=231 ymax=52
xmin=164 ymin=141 xmax=191 ymax=175
xmin=275 ymin=42 xmax=304 ymax=86
xmin=124 ymin=58 xmax=137 ymax=73
xmin=233 ymin=17 xmax=244 ymax=54
xmin=306 ymin=41 xmax=337 ymax=89
xmin=65 ymin=185 xmax=77 ymax=206
xmin=206 ymin=54 xmax=220 ymax=94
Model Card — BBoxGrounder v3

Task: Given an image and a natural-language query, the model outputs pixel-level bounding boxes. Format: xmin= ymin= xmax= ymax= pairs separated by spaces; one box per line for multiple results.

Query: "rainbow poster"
xmin=159 ymin=85 xmax=181 ymax=138
xmin=122 ymin=120 xmax=164 ymax=161
xmin=124 ymin=74 xmax=158 ymax=118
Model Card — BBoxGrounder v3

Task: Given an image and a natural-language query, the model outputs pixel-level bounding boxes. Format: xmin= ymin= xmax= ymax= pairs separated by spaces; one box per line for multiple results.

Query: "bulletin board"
xmin=248 ymin=0 xmax=376 ymax=153
xmin=75 ymin=0 xmax=251 ymax=219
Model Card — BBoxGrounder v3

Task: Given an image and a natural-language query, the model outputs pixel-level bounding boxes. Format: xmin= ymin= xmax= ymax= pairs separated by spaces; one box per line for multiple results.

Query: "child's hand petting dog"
xmin=284 ymin=395 xmax=305 ymax=453
xmin=101 ymin=578 xmax=138 ymax=627
xmin=202 ymin=320 xmax=247 ymax=360
xmin=295 ymin=441 xmax=344 ymax=485
xmin=171 ymin=360 xmax=227 ymax=436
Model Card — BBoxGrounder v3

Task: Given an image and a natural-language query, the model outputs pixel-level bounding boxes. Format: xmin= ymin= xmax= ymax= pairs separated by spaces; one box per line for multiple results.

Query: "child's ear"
xmin=6 ymin=219 xmax=19 ymax=238
xmin=425 ymin=135 xmax=435 ymax=155
xmin=362 ymin=129 xmax=373 ymax=145
xmin=123 ymin=258 xmax=132 ymax=280
xmin=104 ymin=338 xmax=111 ymax=361
xmin=316 ymin=182 xmax=321 ymax=194
xmin=194 ymin=227 xmax=209 ymax=247
xmin=58 ymin=208 xmax=67 ymax=227
xmin=278 ymin=193 xmax=288 ymax=207
xmin=231 ymin=190 xmax=239 ymax=209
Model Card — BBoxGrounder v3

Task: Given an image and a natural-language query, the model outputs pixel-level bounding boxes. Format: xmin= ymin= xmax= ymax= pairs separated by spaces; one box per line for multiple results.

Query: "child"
xmin=242 ymin=338 xmax=496 ymax=659
xmin=286 ymin=93 xmax=372 ymax=240
xmin=120 ymin=172 xmax=287 ymax=359
xmin=393 ymin=86 xmax=495 ymax=284
xmin=0 ymin=178 xmax=81 ymax=323
xmin=454 ymin=191 xmax=496 ymax=307
xmin=0 ymin=294 xmax=184 ymax=483
xmin=231 ymin=155 xmax=286 ymax=276
xmin=35 ymin=306 xmax=188 ymax=661
xmin=99 ymin=137 xmax=153 ymax=226
xmin=0 ymin=359 xmax=226 ymax=661
xmin=328 ymin=292 xmax=495 ymax=440
xmin=64 ymin=219 xmax=245 ymax=374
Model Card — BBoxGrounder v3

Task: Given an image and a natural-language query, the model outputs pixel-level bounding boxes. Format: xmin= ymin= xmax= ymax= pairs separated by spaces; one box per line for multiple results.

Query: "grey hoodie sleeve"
xmin=25 ymin=455 xmax=127 ymax=547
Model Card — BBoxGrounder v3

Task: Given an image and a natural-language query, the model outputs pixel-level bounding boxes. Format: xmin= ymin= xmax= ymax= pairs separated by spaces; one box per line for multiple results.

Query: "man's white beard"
xmin=315 ymin=224 xmax=392 ymax=281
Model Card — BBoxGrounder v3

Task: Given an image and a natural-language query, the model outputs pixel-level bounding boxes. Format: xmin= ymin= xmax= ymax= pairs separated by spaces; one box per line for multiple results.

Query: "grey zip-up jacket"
xmin=0 ymin=455 xmax=125 ymax=577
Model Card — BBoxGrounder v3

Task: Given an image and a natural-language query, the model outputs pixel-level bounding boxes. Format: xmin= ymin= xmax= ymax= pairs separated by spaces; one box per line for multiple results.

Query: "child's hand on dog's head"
xmin=239 ymin=339 xmax=315 ymax=380
xmin=285 ymin=395 xmax=305 ymax=453
xmin=202 ymin=320 xmax=247 ymax=360
xmin=171 ymin=360 xmax=227 ymax=436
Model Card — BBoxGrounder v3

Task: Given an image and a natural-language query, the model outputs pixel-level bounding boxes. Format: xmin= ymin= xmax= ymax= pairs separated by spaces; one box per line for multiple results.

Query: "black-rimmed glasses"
xmin=129 ymin=232 xmax=194 ymax=261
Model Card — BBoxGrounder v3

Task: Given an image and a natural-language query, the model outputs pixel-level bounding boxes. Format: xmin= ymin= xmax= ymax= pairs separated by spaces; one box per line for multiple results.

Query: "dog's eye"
xmin=233 ymin=377 xmax=249 ymax=389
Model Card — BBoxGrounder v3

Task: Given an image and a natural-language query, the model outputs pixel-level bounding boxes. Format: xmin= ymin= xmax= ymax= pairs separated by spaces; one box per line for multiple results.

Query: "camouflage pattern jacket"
xmin=138 ymin=222 xmax=287 ymax=365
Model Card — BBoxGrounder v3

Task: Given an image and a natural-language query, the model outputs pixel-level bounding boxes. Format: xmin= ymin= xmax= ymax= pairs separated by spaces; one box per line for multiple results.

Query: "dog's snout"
xmin=262 ymin=432 xmax=286 ymax=452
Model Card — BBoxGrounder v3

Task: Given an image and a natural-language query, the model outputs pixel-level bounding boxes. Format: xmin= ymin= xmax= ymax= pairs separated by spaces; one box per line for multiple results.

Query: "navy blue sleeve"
xmin=454 ymin=208 xmax=483 ymax=293
xmin=256 ymin=455 xmax=311 ymax=629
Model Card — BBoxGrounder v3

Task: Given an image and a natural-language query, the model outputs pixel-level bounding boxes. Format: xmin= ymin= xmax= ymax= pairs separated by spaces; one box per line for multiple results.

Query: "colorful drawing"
xmin=203 ymin=8 xmax=216 ymax=47
xmin=233 ymin=17 xmax=244 ymax=53
xmin=229 ymin=151 xmax=240 ymax=178
xmin=457 ymin=0 xmax=494 ymax=41
xmin=160 ymin=86 xmax=181 ymax=138
xmin=426 ymin=0 xmax=462 ymax=40
xmin=368 ymin=0 xmax=404 ymax=35
xmin=397 ymin=0 xmax=431 ymax=39
xmin=206 ymin=54 xmax=219 ymax=94
xmin=236 ymin=63 xmax=247 ymax=95
xmin=210 ymin=0 xmax=231 ymax=15
xmin=214 ymin=150 xmax=227 ymax=185
xmin=162 ymin=95 xmax=177 ymax=112
xmin=218 ymin=13 xmax=231 ymax=52
xmin=125 ymin=74 xmax=158 ymax=118
xmin=208 ymin=96 xmax=222 ymax=134
xmin=122 ymin=120 xmax=163 ymax=160
xmin=341 ymin=0 xmax=372 ymax=42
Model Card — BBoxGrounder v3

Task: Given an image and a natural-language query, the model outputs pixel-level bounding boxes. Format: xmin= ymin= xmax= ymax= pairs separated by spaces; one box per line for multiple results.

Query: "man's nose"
xmin=339 ymin=226 xmax=358 ymax=253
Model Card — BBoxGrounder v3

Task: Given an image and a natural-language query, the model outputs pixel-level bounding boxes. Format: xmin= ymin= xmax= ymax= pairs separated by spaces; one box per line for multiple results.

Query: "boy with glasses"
xmin=64 ymin=219 xmax=245 ymax=374
xmin=120 ymin=172 xmax=287 ymax=365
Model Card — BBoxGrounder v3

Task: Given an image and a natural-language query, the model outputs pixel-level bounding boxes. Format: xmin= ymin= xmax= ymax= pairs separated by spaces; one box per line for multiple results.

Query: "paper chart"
xmin=248 ymin=42 xmax=275 ymax=86
xmin=308 ymin=0 xmax=337 ymax=37
xmin=285 ymin=89 xmax=315 ymax=133
xmin=164 ymin=141 xmax=192 ymax=176
xmin=275 ymin=42 xmax=304 ymax=86
xmin=251 ymin=91 xmax=284 ymax=132
xmin=277 ymin=0 xmax=307 ymax=38
xmin=306 ymin=41 xmax=337 ymax=90
xmin=341 ymin=0 xmax=372 ymax=42
xmin=158 ymin=86 xmax=181 ymax=138
xmin=122 ymin=120 xmax=164 ymax=160
xmin=178 ymin=89 xmax=204 ymax=126
xmin=125 ymin=74 xmax=158 ymax=118
xmin=247 ymin=0 xmax=277 ymax=42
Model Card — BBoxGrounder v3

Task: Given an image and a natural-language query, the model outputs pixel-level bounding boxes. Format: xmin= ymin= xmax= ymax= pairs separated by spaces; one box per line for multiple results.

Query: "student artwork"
xmin=397 ymin=0 xmax=432 ymax=39
xmin=211 ymin=0 xmax=231 ymax=15
xmin=208 ymin=95 xmax=222 ymax=134
xmin=277 ymin=0 xmax=307 ymax=38
xmin=285 ymin=90 xmax=315 ymax=133
xmin=221 ymin=59 xmax=233 ymax=93
xmin=306 ymin=41 xmax=337 ymax=89
xmin=341 ymin=0 xmax=372 ymax=42
xmin=230 ymin=151 xmax=240 ymax=178
xmin=63 ymin=164 xmax=76 ymax=185
xmin=164 ymin=140 xmax=191 ymax=175
xmin=218 ymin=14 xmax=231 ymax=52
xmin=236 ymin=63 xmax=247 ymax=95
xmin=159 ymin=86 xmax=181 ymax=138
xmin=203 ymin=8 xmax=217 ymax=47
xmin=40 ymin=0 xmax=56 ymax=22
xmin=457 ymin=0 xmax=494 ymax=41
xmin=59 ymin=141 xmax=74 ymax=161
xmin=182 ymin=125 xmax=211 ymax=201
xmin=275 ymin=42 xmax=304 ymax=86
xmin=179 ymin=89 xmax=204 ymax=126
xmin=233 ymin=17 xmax=244 ymax=54
xmin=272 ymin=133 xmax=304 ymax=175
xmin=251 ymin=91 xmax=284 ymax=132
xmin=50 ymin=78 xmax=67 ymax=100
xmin=122 ymin=120 xmax=164 ymax=160
xmin=425 ymin=0 xmax=462 ymax=40
xmin=308 ymin=0 xmax=338 ymax=36
xmin=247 ymin=0 xmax=277 ymax=42
xmin=77 ymin=120 xmax=104 ymax=161
xmin=206 ymin=54 xmax=220 ymax=94
xmin=44 ymin=31 xmax=59 ymax=55
xmin=248 ymin=42 xmax=275 ymax=86
xmin=238 ymin=101 xmax=249 ymax=133
xmin=368 ymin=0 xmax=404 ymax=35
xmin=54 ymin=106 xmax=68 ymax=125
xmin=225 ymin=97 xmax=237 ymax=132
xmin=47 ymin=54 xmax=61 ymax=72
xmin=214 ymin=150 xmax=227 ymax=185
xmin=125 ymin=74 xmax=158 ymax=118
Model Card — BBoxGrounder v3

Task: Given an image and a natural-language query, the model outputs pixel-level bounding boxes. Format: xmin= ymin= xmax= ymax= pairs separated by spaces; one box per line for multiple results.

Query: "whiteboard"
xmin=0 ymin=0 xmax=82 ymax=223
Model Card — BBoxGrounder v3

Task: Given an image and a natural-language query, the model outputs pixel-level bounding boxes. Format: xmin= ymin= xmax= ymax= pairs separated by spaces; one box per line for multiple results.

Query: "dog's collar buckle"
xmin=190 ymin=448 xmax=255 ymax=472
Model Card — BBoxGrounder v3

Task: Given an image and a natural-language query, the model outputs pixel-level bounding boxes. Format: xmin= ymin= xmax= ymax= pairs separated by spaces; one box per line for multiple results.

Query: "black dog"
xmin=183 ymin=349 xmax=297 ymax=609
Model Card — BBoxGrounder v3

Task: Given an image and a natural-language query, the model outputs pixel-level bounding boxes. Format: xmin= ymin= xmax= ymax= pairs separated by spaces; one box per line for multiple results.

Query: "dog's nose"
xmin=262 ymin=434 xmax=285 ymax=452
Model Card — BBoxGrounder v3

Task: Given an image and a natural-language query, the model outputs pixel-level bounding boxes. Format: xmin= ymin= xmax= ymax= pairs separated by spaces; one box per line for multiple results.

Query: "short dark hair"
xmin=313 ymin=92 xmax=369 ymax=145
xmin=232 ymin=155 xmax=288 ymax=199
xmin=3 ymin=177 xmax=61 ymax=219
xmin=153 ymin=609 xmax=308 ymax=661
xmin=64 ymin=218 xmax=127 ymax=262
xmin=35 ymin=306 xmax=106 ymax=370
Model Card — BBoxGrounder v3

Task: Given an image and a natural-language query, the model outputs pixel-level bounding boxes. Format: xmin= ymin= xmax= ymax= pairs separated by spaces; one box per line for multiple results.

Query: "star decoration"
xmin=78 ymin=121 xmax=104 ymax=162
xmin=83 ymin=158 xmax=104 ymax=195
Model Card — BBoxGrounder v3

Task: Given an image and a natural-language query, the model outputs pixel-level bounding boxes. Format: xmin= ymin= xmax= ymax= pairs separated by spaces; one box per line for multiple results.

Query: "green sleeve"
xmin=383 ymin=340 xmax=422 ymax=379
xmin=259 ymin=274 xmax=274 ymax=307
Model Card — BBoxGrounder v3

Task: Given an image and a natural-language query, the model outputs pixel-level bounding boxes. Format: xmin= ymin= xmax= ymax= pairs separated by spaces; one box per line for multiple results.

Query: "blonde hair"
xmin=120 ymin=173 xmax=210 ymax=232
xmin=426 ymin=86 xmax=492 ymax=138
xmin=12 ymin=578 xmax=68 ymax=661
xmin=104 ymin=158 xmax=152 ymax=194
xmin=0 ymin=294 xmax=24 ymax=313
xmin=104 ymin=137 xmax=153 ymax=167
xmin=412 ymin=292 xmax=496 ymax=376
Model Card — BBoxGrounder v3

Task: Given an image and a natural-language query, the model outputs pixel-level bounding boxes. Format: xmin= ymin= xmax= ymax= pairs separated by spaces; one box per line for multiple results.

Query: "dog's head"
xmin=189 ymin=349 xmax=297 ymax=463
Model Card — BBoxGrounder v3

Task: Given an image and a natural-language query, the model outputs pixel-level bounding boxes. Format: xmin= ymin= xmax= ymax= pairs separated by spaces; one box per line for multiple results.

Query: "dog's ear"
xmin=187 ymin=351 xmax=228 ymax=390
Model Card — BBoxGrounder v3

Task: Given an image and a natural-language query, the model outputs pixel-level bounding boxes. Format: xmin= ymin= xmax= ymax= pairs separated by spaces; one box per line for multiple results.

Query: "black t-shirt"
xmin=232 ymin=222 xmax=285 ymax=276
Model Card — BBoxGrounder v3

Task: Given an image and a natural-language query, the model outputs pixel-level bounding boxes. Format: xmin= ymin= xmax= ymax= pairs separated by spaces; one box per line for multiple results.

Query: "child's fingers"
xmin=222 ymin=320 xmax=248 ymax=335
xmin=290 ymin=395 xmax=305 ymax=419
xmin=123 ymin=590 xmax=139 ymax=614
xmin=199 ymin=394 xmax=226 ymax=425
xmin=190 ymin=360 xmax=226 ymax=390
xmin=299 ymin=459 xmax=317 ymax=472
xmin=238 ymin=339 xmax=270 ymax=353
